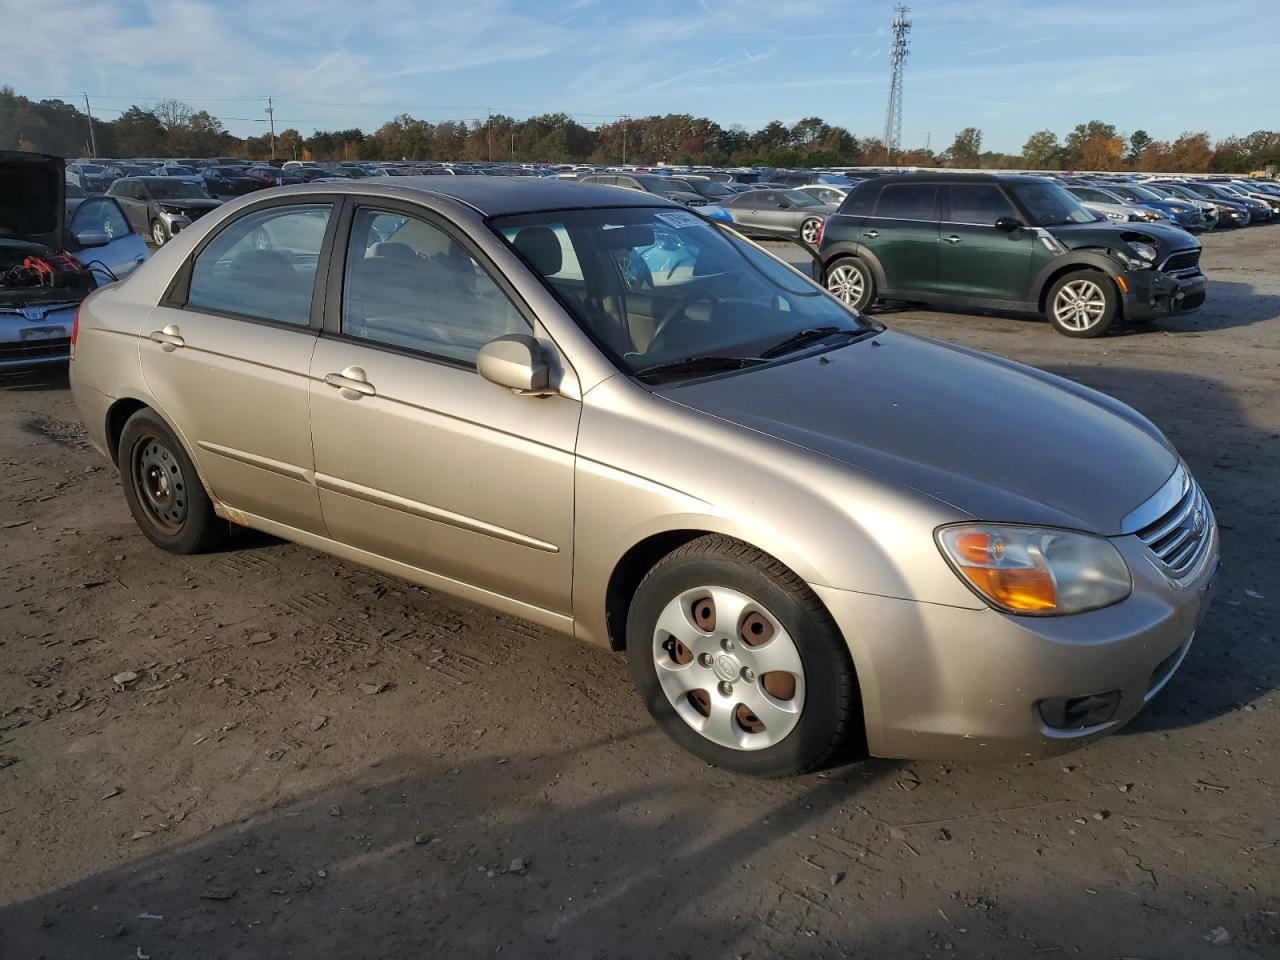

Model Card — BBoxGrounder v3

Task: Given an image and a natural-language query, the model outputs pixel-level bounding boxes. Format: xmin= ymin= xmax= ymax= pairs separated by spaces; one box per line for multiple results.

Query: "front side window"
xmin=341 ymin=208 xmax=528 ymax=364
xmin=187 ymin=204 xmax=332 ymax=326
xmin=495 ymin=206 xmax=870 ymax=378
xmin=874 ymin=184 xmax=938 ymax=220
xmin=1009 ymin=182 xmax=1097 ymax=225
xmin=947 ymin=184 xmax=1016 ymax=224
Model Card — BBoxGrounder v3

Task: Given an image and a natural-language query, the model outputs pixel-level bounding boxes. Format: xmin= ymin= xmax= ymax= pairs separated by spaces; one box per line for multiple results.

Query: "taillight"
xmin=70 ymin=304 xmax=80 ymax=360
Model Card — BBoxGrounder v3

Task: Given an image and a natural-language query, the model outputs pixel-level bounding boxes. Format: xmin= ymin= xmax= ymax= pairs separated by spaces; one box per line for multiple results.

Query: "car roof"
xmin=271 ymin=175 xmax=680 ymax=216
xmin=857 ymin=173 xmax=1052 ymax=187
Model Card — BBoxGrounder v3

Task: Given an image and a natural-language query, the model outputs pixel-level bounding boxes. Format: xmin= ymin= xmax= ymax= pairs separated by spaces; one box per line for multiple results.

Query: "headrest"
xmin=367 ymin=241 xmax=417 ymax=261
xmin=513 ymin=227 xmax=562 ymax=277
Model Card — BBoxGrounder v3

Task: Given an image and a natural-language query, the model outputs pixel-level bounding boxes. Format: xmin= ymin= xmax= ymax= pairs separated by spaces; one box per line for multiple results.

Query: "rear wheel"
xmin=1046 ymin=270 xmax=1118 ymax=338
xmin=824 ymin=258 xmax=875 ymax=312
xmin=626 ymin=535 xmax=856 ymax=777
xmin=118 ymin=409 xmax=228 ymax=554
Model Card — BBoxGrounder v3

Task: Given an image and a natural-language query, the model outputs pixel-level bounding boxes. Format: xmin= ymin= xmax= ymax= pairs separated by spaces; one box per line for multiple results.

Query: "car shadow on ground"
xmin=4 ymin=739 xmax=1272 ymax=958
xmin=1040 ymin=364 xmax=1277 ymax=735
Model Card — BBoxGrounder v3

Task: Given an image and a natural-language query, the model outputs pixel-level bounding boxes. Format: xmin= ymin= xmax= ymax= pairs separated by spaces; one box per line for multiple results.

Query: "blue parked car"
xmin=1 ymin=151 xmax=149 ymax=370
xmin=1090 ymin=182 xmax=1208 ymax=231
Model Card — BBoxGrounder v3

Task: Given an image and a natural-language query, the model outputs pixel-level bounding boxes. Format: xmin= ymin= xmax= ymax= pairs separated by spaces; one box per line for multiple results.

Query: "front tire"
xmin=1046 ymin=270 xmax=1118 ymax=338
xmin=150 ymin=219 xmax=169 ymax=246
xmin=800 ymin=217 xmax=823 ymax=245
xmin=824 ymin=257 xmax=875 ymax=312
xmin=118 ymin=409 xmax=228 ymax=554
xmin=626 ymin=535 xmax=856 ymax=777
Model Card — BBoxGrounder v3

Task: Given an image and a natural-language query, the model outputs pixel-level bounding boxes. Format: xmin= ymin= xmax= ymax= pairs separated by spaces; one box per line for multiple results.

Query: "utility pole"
xmin=83 ymin=94 xmax=98 ymax=158
xmin=511 ymin=130 xmax=515 ymax=161
xmin=621 ymin=114 xmax=630 ymax=165
xmin=487 ymin=108 xmax=493 ymax=163
xmin=882 ymin=3 xmax=911 ymax=163
xmin=265 ymin=97 xmax=276 ymax=160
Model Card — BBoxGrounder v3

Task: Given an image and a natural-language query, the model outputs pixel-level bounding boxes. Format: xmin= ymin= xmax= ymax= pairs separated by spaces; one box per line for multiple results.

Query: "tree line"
xmin=2 ymin=87 xmax=1277 ymax=174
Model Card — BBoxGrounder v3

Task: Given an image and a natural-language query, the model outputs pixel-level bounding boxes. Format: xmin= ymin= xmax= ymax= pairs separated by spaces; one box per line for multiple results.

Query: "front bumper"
xmin=0 ymin=305 xmax=76 ymax=368
xmin=1119 ymin=268 xmax=1207 ymax=320
xmin=159 ymin=211 xmax=194 ymax=235
xmin=815 ymin=521 xmax=1219 ymax=761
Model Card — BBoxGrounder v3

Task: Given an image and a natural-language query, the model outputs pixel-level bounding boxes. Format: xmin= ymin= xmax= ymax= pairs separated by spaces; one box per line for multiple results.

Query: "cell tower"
xmin=882 ymin=2 xmax=911 ymax=162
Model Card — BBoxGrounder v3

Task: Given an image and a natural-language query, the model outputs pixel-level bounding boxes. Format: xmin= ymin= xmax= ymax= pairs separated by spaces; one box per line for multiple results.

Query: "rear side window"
xmin=341 ymin=208 xmax=528 ymax=364
xmin=187 ymin=204 xmax=332 ymax=326
xmin=874 ymin=184 xmax=938 ymax=220
xmin=839 ymin=182 xmax=877 ymax=217
xmin=946 ymin=184 xmax=1016 ymax=224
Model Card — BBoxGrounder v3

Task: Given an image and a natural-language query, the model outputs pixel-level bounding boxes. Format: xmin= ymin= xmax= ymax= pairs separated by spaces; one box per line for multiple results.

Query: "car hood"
xmin=1049 ymin=218 xmax=1197 ymax=255
xmin=661 ymin=331 xmax=1177 ymax=534
xmin=0 ymin=150 xmax=65 ymax=251
xmin=153 ymin=198 xmax=223 ymax=211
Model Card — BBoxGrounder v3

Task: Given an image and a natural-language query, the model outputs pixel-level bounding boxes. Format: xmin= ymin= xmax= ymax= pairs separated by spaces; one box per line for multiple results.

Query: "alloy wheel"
xmin=651 ymin=585 xmax=805 ymax=750
xmin=826 ymin=263 xmax=865 ymax=306
xmin=801 ymin=218 xmax=821 ymax=244
xmin=132 ymin=435 xmax=188 ymax=533
xmin=152 ymin=221 xmax=167 ymax=246
xmin=1052 ymin=279 xmax=1106 ymax=332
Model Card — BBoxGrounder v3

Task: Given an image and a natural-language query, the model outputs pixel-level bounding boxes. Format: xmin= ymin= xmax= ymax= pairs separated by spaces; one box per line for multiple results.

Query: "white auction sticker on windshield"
xmin=654 ymin=210 xmax=704 ymax=229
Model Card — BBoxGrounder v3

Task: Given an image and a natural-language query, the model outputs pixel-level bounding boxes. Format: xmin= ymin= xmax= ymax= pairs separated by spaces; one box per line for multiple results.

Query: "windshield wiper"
xmin=632 ymin=354 xmax=766 ymax=382
xmin=758 ymin=325 xmax=869 ymax=359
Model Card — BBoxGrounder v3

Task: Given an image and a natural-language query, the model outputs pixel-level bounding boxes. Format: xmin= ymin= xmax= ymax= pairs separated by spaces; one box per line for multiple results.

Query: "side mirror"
xmin=994 ymin=216 xmax=1023 ymax=234
xmin=72 ymin=229 xmax=112 ymax=248
xmin=477 ymin=334 xmax=551 ymax=395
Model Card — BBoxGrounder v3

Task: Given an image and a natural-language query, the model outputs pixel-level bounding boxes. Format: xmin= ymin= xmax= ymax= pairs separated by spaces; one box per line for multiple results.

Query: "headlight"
xmin=1104 ymin=210 xmax=1125 ymax=220
xmin=1128 ymin=241 xmax=1158 ymax=262
xmin=936 ymin=524 xmax=1131 ymax=616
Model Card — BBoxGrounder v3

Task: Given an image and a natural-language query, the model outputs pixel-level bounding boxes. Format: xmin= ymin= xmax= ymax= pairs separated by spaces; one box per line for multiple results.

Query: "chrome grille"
xmin=1134 ymin=474 xmax=1211 ymax=576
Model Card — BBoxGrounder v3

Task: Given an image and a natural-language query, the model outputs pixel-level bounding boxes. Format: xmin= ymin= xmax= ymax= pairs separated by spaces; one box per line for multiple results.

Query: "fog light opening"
xmin=1038 ymin=691 xmax=1121 ymax=731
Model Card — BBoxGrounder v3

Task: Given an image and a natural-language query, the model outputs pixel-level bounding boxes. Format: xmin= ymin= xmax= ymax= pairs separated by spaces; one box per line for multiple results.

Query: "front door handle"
xmin=943 ymin=235 xmax=962 ymax=244
xmin=863 ymin=230 xmax=879 ymax=239
xmin=323 ymin=366 xmax=376 ymax=398
xmin=148 ymin=324 xmax=185 ymax=351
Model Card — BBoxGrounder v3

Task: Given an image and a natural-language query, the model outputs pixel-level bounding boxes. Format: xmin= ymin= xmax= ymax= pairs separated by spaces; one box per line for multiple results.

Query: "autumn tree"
xmin=1164 ymin=132 xmax=1213 ymax=172
xmin=1078 ymin=133 xmax=1124 ymax=170
xmin=1063 ymin=121 xmax=1118 ymax=167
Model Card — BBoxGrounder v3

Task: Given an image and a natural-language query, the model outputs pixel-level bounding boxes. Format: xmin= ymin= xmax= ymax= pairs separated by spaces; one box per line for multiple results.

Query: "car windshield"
xmin=636 ymin=177 xmax=691 ymax=196
xmin=1009 ymin=182 xmax=1098 ymax=225
xmin=680 ymin=179 xmax=733 ymax=198
xmin=493 ymin=206 xmax=869 ymax=379
xmin=78 ymin=164 xmax=104 ymax=173
xmin=147 ymin=179 xmax=211 ymax=199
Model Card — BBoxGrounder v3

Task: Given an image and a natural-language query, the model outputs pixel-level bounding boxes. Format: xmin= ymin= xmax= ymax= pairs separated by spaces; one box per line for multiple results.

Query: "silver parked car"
xmin=70 ymin=178 xmax=1219 ymax=776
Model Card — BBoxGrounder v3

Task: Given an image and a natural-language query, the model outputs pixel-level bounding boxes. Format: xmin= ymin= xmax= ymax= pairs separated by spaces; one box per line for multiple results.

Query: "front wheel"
xmin=800 ymin=217 xmax=823 ymax=245
xmin=626 ymin=535 xmax=857 ymax=777
xmin=824 ymin=258 xmax=875 ymax=312
xmin=150 ymin=219 xmax=169 ymax=246
xmin=118 ymin=409 xmax=228 ymax=554
xmin=1046 ymin=270 xmax=1118 ymax=338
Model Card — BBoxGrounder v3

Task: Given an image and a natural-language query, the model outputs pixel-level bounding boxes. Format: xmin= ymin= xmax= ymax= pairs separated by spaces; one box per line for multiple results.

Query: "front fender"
xmin=1032 ymin=249 xmax=1124 ymax=307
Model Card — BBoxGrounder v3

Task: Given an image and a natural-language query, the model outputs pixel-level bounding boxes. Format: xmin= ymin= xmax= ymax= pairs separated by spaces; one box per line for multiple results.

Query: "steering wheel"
xmin=648 ymin=290 xmax=717 ymax=351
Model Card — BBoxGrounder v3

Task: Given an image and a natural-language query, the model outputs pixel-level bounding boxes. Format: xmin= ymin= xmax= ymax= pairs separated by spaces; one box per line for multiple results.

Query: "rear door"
xmin=139 ymin=199 xmax=338 ymax=534
xmin=307 ymin=203 xmax=580 ymax=616
xmin=936 ymin=183 xmax=1033 ymax=303
xmin=860 ymin=182 xmax=940 ymax=296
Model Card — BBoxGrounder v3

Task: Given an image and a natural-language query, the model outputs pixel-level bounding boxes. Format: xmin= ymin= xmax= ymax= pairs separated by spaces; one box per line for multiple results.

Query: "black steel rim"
xmin=132 ymin=435 xmax=188 ymax=532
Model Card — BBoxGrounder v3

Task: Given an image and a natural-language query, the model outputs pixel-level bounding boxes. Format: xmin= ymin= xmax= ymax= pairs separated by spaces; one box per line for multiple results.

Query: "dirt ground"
xmin=1 ymin=226 xmax=1277 ymax=960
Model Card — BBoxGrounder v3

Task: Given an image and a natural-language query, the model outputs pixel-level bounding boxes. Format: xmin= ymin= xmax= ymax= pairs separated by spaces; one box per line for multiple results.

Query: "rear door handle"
xmin=943 ymin=235 xmax=962 ymax=244
xmin=863 ymin=230 xmax=879 ymax=239
xmin=148 ymin=324 xmax=184 ymax=350
xmin=323 ymin=366 xmax=376 ymax=398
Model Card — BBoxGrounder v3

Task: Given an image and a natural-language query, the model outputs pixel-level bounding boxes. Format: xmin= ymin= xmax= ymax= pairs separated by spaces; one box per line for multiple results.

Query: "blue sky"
xmin=5 ymin=0 xmax=1278 ymax=151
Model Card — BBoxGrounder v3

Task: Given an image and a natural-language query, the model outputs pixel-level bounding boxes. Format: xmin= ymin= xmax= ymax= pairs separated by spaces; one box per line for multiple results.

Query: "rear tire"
xmin=626 ymin=535 xmax=857 ymax=777
xmin=118 ymin=409 xmax=228 ymax=554
xmin=824 ymin=257 xmax=875 ymax=312
xmin=1045 ymin=270 xmax=1118 ymax=338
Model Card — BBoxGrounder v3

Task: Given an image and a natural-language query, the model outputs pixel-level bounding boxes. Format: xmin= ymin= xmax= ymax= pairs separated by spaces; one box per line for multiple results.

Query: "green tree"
xmin=1021 ymin=129 xmax=1061 ymax=168
xmin=112 ymin=106 xmax=167 ymax=156
xmin=1063 ymin=121 xmax=1118 ymax=167
xmin=1126 ymin=129 xmax=1152 ymax=167
xmin=944 ymin=127 xmax=983 ymax=167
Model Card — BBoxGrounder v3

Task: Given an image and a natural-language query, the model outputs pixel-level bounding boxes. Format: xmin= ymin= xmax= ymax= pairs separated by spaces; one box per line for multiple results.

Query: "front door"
xmin=68 ymin=198 xmax=149 ymax=280
xmin=860 ymin=181 xmax=940 ymax=297
xmin=308 ymin=205 xmax=580 ymax=616
xmin=139 ymin=200 xmax=337 ymax=535
xmin=936 ymin=183 xmax=1033 ymax=303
